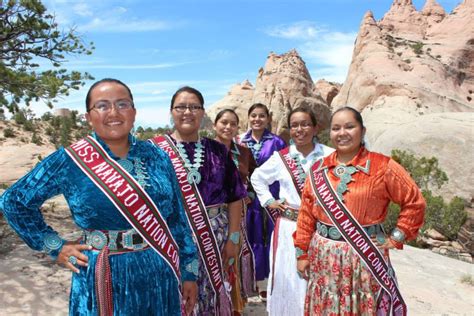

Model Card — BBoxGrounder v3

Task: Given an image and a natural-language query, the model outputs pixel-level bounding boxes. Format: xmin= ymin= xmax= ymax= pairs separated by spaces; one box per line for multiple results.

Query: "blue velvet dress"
xmin=0 ymin=135 xmax=198 ymax=315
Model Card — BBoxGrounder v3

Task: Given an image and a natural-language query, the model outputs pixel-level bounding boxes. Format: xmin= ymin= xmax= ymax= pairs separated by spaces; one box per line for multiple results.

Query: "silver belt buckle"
xmin=122 ymin=229 xmax=147 ymax=250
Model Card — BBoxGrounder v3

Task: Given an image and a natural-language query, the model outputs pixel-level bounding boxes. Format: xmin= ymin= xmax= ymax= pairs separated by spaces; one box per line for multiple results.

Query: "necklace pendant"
xmin=334 ymin=165 xmax=346 ymax=177
xmin=187 ymin=169 xmax=201 ymax=185
xmin=118 ymin=159 xmax=134 ymax=173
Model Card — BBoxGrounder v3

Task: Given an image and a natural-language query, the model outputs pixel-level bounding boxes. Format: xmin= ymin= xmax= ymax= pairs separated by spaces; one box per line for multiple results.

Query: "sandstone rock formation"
xmin=314 ymin=79 xmax=341 ymax=106
xmin=207 ymin=50 xmax=331 ymax=141
xmin=332 ymin=0 xmax=474 ymax=200
xmin=205 ymin=80 xmax=255 ymax=133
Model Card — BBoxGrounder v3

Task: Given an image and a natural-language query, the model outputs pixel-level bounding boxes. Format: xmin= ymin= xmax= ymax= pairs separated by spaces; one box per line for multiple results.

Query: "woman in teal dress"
xmin=0 ymin=78 xmax=198 ymax=315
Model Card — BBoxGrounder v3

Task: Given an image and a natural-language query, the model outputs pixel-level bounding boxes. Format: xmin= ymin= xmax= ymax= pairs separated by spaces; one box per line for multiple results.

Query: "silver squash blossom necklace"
xmin=176 ymin=140 xmax=205 ymax=185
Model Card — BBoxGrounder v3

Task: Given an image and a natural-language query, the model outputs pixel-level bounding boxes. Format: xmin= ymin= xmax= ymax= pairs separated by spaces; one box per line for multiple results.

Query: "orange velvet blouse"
xmin=294 ymin=147 xmax=425 ymax=255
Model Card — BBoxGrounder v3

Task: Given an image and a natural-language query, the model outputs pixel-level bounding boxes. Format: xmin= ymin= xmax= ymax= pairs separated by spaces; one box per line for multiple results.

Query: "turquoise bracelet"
xmin=229 ymin=231 xmax=240 ymax=245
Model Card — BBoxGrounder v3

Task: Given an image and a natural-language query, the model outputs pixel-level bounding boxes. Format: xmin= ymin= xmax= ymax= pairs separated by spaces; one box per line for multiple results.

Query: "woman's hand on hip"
xmin=57 ymin=242 xmax=92 ymax=273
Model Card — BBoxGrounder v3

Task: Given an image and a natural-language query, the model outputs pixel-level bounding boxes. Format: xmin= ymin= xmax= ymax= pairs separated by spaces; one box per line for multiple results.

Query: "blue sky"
xmin=31 ymin=0 xmax=460 ymax=128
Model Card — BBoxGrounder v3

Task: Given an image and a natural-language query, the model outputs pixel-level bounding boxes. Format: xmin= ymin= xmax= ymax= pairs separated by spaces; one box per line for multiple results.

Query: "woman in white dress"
xmin=251 ymin=106 xmax=334 ymax=315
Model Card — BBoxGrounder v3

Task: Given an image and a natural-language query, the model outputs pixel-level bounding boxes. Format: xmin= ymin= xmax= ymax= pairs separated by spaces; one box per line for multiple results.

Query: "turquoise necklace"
xmin=248 ymin=141 xmax=263 ymax=161
xmin=176 ymin=141 xmax=205 ymax=185
xmin=333 ymin=160 xmax=371 ymax=201
xmin=231 ymin=143 xmax=240 ymax=167
xmin=290 ymin=151 xmax=318 ymax=187
xmin=117 ymin=158 xmax=149 ymax=188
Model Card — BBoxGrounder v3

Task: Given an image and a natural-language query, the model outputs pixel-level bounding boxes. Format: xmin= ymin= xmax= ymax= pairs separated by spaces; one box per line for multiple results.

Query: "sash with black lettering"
xmin=150 ymin=135 xmax=231 ymax=315
xmin=309 ymin=159 xmax=407 ymax=316
xmin=66 ymin=136 xmax=182 ymax=315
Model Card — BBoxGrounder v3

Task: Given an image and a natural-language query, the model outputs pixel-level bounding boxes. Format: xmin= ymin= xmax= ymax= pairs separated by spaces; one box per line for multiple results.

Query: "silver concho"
xmin=88 ymin=230 xmax=108 ymax=249
xmin=334 ymin=165 xmax=346 ymax=176
xmin=328 ymin=227 xmax=342 ymax=240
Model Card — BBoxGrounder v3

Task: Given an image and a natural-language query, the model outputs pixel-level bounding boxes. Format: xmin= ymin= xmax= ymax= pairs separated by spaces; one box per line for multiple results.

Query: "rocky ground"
xmin=0 ymin=195 xmax=473 ymax=315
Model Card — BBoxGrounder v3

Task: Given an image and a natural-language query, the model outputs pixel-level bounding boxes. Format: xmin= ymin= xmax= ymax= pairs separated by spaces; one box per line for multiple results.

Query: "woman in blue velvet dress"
xmin=237 ymin=103 xmax=286 ymax=300
xmin=0 ymin=79 xmax=198 ymax=315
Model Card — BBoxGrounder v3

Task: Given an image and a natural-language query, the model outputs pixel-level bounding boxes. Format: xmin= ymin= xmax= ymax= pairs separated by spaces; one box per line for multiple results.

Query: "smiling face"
xmin=289 ymin=111 xmax=317 ymax=148
xmin=214 ymin=111 xmax=239 ymax=143
xmin=330 ymin=109 xmax=366 ymax=159
xmin=248 ymin=107 xmax=269 ymax=132
xmin=85 ymin=82 xmax=136 ymax=144
xmin=171 ymin=91 xmax=204 ymax=138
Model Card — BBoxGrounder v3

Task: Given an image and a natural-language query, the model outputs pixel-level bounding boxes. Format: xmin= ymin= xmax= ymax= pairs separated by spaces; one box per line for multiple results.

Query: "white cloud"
xmin=79 ymin=17 xmax=171 ymax=33
xmin=263 ymin=21 xmax=357 ymax=83
xmin=73 ymin=3 xmax=93 ymax=17
xmin=135 ymin=106 xmax=172 ymax=128
xmin=263 ymin=21 xmax=323 ymax=40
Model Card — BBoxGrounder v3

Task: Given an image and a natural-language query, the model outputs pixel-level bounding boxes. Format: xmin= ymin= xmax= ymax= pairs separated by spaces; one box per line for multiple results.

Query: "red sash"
xmin=150 ymin=135 xmax=231 ymax=315
xmin=66 ymin=136 xmax=182 ymax=315
xmin=278 ymin=147 xmax=304 ymax=196
xmin=309 ymin=159 xmax=407 ymax=316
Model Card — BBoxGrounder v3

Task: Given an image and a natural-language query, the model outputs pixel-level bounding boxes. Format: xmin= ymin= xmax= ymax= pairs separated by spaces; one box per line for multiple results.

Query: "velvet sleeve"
xmin=384 ymin=159 xmax=426 ymax=242
xmin=294 ymin=176 xmax=318 ymax=259
xmin=0 ymin=149 xmax=67 ymax=259
xmin=154 ymin=148 xmax=199 ymax=281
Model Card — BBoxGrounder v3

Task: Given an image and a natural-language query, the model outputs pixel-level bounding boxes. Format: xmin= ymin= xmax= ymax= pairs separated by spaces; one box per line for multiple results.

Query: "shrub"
xmin=4 ymin=128 xmax=15 ymax=138
xmin=13 ymin=110 xmax=27 ymax=125
xmin=411 ymin=42 xmax=424 ymax=55
xmin=31 ymin=132 xmax=42 ymax=145
xmin=391 ymin=149 xmax=448 ymax=190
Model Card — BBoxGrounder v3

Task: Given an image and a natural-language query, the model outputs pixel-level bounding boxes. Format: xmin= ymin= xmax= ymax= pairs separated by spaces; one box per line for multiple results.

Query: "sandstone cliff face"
xmin=332 ymin=0 xmax=473 ymax=200
xmin=207 ymin=50 xmax=331 ymax=140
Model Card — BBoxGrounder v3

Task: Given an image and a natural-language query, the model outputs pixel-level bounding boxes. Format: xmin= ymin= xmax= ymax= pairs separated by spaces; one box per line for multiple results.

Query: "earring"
xmin=289 ymin=139 xmax=295 ymax=145
xmin=312 ymin=136 xmax=318 ymax=144
xmin=131 ymin=126 xmax=137 ymax=145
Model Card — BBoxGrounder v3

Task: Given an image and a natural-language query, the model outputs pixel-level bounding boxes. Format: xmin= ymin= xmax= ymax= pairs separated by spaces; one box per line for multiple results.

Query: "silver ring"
xmin=68 ymin=256 xmax=78 ymax=265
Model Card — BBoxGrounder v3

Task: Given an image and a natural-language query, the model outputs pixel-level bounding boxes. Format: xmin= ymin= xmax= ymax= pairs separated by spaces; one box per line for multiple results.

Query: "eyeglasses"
xmin=173 ymin=104 xmax=203 ymax=113
xmin=90 ymin=100 xmax=134 ymax=113
xmin=289 ymin=121 xmax=314 ymax=130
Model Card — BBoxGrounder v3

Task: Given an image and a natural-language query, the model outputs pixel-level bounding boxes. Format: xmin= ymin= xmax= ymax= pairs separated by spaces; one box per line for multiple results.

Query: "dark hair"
xmin=330 ymin=106 xmax=364 ymax=129
xmin=287 ymin=106 xmax=317 ymax=128
xmin=85 ymin=78 xmax=133 ymax=112
xmin=247 ymin=103 xmax=269 ymax=117
xmin=214 ymin=109 xmax=239 ymax=124
xmin=170 ymin=86 xmax=204 ymax=110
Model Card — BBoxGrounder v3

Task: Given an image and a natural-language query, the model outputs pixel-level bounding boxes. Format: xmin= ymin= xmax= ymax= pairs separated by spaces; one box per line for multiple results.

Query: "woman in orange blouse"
xmin=294 ymin=107 xmax=425 ymax=315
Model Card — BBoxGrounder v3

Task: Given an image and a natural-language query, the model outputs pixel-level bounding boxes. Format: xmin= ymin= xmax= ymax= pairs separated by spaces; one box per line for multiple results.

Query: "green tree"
xmin=0 ymin=0 xmax=94 ymax=113
xmin=391 ymin=149 xmax=448 ymax=191
xmin=384 ymin=149 xmax=466 ymax=241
